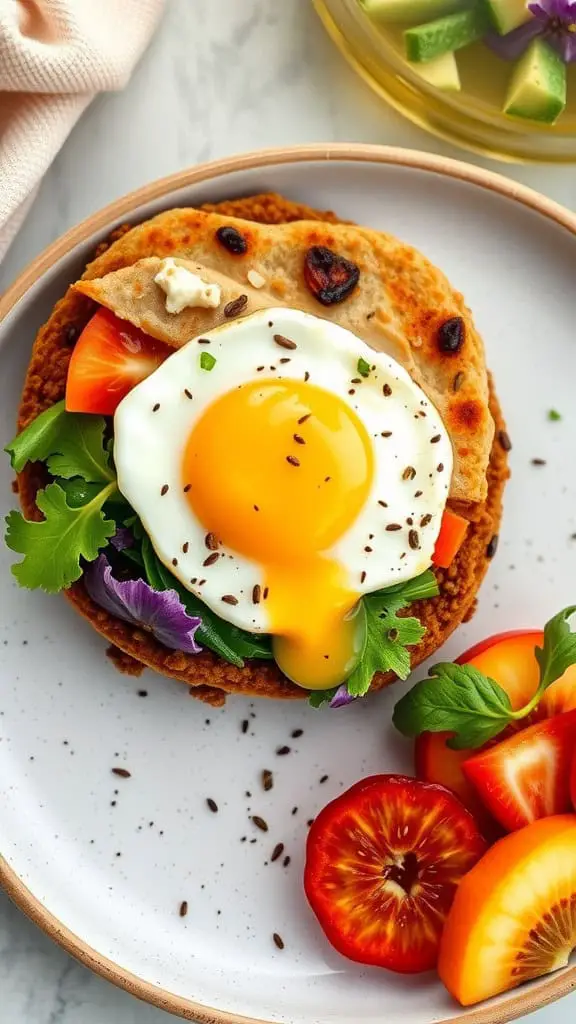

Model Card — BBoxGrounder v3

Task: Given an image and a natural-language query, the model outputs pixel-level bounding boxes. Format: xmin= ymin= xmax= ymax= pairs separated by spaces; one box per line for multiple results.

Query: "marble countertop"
xmin=1 ymin=0 xmax=575 ymax=1021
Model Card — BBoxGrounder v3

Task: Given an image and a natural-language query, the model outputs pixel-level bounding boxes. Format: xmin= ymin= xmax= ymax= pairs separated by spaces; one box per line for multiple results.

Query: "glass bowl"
xmin=313 ymin=0 xmax=576 ymax=162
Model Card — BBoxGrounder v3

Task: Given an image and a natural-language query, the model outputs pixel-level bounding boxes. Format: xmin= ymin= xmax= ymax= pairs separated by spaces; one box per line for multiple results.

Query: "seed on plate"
xmin=160 ymin=484 xmax=169 ymax=496
xmin=291 ymin=806 xmax=298 ymax=815
xmin=286 ymin=455 xmax=300 ymax=467
xmin=291 ymin=728 xmax=303 ymax=738
xmin=112 ymin=768 xmax=131 ymax=778
xmin=383 ymin=384 xmax=392 ymax=397
xmin=252 ymin=815 xmax=269 ymax=832
xmin=271 ymin=843 xmax=284 ymax=862
xmin=216 ymin=225 xmax=247 ymax=255
xmin=486 ymin=534 xmax=499 ymax=559
xmin=203 ymin=552 xmax=219 ymax=567
xmin=221 ymin=594 xmax=238 ymax=606
xmin=205 ymin=532 xmax=219 ymax=550
xmin=531 ymin=458 xmax=546 ymax=466
xmin=273 ymin=334 xmax=297 ymax=350
xmin=293 ymin=434 xmax=305 ymax=445
xmin=273 ymin=933 xmax=285 ymax=950
xmin=298 ymin=413 xmax=311 ymax=424
xmin=408 ymin=529 xmax=420 ymax=550
xmin=402 ymin=466 xmax=416 ymax=481
xmin=224 ymin=294 xmax=248 ymax=318
xmin=241 ymin=719 xmax=249 ymax=734
xmin=206 ymin=798 xmax=218 ymax=813
xmin=179 ymin=901 xmax=188 ymax=918
xmin=386 ymin=523 xmax=402 ymax=532
xmin=276 ymin=745 xmax=291 ymax=756
xmin=320 ymin=775 xmax=329 ymax=784
xmin=262 ymin=769 xmax=273 ymax=792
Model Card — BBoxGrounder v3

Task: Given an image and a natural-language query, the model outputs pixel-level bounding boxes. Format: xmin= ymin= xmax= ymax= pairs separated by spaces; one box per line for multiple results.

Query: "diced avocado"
xmin=404 ymin=7 xmax=489 ymax=63
xmin=410 ymin=51 xmax=461 ymax=91
xmin=482 ymin=0 xmax=531 ymax=35
xmin=361 ymin=0 xmax=465 ymax=23
xmin=504 ymin=39 xmax=566 ymax=124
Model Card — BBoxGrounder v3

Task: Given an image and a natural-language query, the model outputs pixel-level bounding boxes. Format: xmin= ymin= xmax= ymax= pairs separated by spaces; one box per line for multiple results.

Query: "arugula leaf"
xmin=393 ymin=662 xmax=514 ymax=750
xmin=5 ymin=401 xmax=113 ymax=483
xmin=346 ymin=570 xmax=438 ymax=698
xmin=138 ymin=534 xmax=273 ymax=668
xmin=200 ymin=352 xmax=216 ymax=371
xmin=357 ymin=357 xmax=371 ymax=378
xmin=5 ymin=482 xmax=116 ymax=592
xmin=393 ymin=605 xmax=576 ymax=750
xmin=309 ymin=688 xmax=338 ymax=708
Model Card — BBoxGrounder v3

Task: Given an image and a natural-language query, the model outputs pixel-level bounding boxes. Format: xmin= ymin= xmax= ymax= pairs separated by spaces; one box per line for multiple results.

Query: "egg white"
xmin=114 ymin=308 xmax=453 ymax=634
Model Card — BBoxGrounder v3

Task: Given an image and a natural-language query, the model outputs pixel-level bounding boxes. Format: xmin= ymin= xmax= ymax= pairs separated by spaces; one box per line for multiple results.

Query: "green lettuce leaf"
xmin=5 ymin=401 xmax=113 ymax=483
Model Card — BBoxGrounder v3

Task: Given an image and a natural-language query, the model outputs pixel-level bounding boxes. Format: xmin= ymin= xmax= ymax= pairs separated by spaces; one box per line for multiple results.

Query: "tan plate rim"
xmin=1 ymin=143 xmax=576 ymax=1024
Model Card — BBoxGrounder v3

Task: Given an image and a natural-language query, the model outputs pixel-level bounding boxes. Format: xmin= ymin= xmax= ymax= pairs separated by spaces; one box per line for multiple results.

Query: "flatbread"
xmin=72 ymin=209 xmax=494 ymax=505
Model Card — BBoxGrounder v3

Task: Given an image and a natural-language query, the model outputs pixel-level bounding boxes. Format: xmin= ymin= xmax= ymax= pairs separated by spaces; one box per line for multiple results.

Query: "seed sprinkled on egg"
xmin=348 ymin=389 xmax=355 ymax=396
xmin=182 ymin=542 xmax=189 ymax=553
xmin=402 ymin=466 xmax=416 ymax=481
xmin=203 ymin=553 xmax=219 ymax=567
xmin=279 ymin=357 xmax=291 ymax=364
xmin=378 ymin=500 xmax=388 ymax=508
xmin=383 ymin=384 xmax=392 ymax=397
xmin=273 ymin=334 xmax=297 ymax=350
xmin=381 ymin=431 xmax=392 ymax=438
xmin=293 ymin=434 xmax=305 ymax=445
xmin=160 ymin=484 xmax=169 ymax=496
xmin=431 ymin=434 xmax=441 ymax=444
xmin=252 ymin=585 xmax=261 ymax=605
xmin=286 ymin=455 xmax=300 ymax=467
xmin=184 ymin=389 xmax=193 ymax=399
xmin=172 ymin=558 xmax=178 ymax=567
xmin=437 ymin=463 xmax=444 ymax=473
xmin=408 ymin=530 xmax=420 ymax=550
xmin=297 ymin=413 xmax=311 ymax=424
xmin=224 ymin=295 xmax=248 ymax=317
xmin=406 ymin=517 xmax=413 ymax=526
xmin=152 ymin=403 xmax=160 ymax=412
xmin=360 ymin=571 xmax=367 ymax=583
xmin=222 ymin=594 xmax=238 ymax=606
xmin=386 ymin=523 xmax=402 ymax=532
xmin=364 ymin=546 xmax=373 ymax=553
xmin=414 ymin=490 xmax=423 ymax=498
xmin=183 ymin=483 xmax=191 ymax=493
xmin=205 ymin=532 xmax=219 ymax=550
xmin=304 ymin=371 xmax=310 ymax=382
xmin=197 ymin=338 xmax=211 ymax=345
xmin=263 ymin=587 xmax=269 ymax=600
xmin=421 ymin=514 xmax=432 ymax=527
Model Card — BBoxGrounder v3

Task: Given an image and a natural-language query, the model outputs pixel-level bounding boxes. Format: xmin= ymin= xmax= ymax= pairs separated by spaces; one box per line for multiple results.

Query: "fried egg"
xmin=114 ymin=308 xmax=453 ymax=690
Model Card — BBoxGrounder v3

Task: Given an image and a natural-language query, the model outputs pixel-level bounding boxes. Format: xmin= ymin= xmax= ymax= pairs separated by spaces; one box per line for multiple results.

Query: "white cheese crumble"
xmin=247 ymin=269 xmax=266 ymax=289
xmin=154 ymin=258 xmax=222 ymax=314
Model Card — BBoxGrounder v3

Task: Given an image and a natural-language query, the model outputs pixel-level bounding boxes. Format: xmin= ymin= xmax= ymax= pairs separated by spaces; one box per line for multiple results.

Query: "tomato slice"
xmin=304 ymin=774 xmax=486 ymax=973
xmin=439 ymin=815 xmax=576 ymax=1005
xmin=415 ymin=631 xmax=576 ymax=825
xmin=571 ymin=752 xmax=576 ymax=812
xmin=65 ymin=307 xmax=172 ymax=415
xmin=432 ymin=509 xmax=468 ymax=569
xmin=463 ymin=710 xmax=576 ymax=832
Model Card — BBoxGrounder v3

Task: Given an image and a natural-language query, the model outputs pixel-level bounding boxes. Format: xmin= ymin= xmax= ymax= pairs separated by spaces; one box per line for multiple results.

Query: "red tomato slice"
xmin=304 ymin=774 xmax=486 ymax=973
xmin=414 ymin=631 xmax=576 ymax=826
xmin=571 ymin=752 xmax=576 ymax=812
xmin=463 ymin=710 xmax=576 ymax=832
xmin=432 ymin=509 xmax=469 ymax=569
xmin=66 ymin=307 xmax=172 ymax=415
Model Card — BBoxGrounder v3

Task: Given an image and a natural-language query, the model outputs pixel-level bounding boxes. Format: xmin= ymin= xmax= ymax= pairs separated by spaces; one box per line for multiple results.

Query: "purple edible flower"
xmin=329 ymin=684 xmax=357 ymax=709
xmin=110 ymin=526 xmax=134 ymax=552
xmin=486 ymin=0 xmax=576 ymax=62
xmin=84 ymin=554 xmax=202 ymax=653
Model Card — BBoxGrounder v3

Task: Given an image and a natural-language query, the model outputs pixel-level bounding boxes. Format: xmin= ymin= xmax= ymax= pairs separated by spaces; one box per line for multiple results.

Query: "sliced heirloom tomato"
xmin=415 ymin=630 xmax=576 ymax=821
xmin=66 ymin=307 xmax=173 ymax=415
xmin=431 ymin=509 xmax=468 ymax=569
xmin=572 ymin=752 xmax=576 ymax=812
xmin=439 ymin=815 xmax=576 ymax=1005
xmin=463 ymin=710 xmax=576 ymax=832
xmin=304 ymin=774 xmax=486 ymax=974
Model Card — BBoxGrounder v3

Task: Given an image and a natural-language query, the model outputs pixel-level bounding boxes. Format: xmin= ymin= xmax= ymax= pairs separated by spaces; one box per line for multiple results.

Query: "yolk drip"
xmin=182 ymin=379 xmax=374 ymax=689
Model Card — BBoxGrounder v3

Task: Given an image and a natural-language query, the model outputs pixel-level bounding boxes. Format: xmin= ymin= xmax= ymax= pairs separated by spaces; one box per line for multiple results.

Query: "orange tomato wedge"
xmin=432 ymin=509 xmax=469 ymax=569
xmin=66 ymin=307 xmax=172 ymax=416
xmin=439 ymin=815 xmax=576 ymax=1006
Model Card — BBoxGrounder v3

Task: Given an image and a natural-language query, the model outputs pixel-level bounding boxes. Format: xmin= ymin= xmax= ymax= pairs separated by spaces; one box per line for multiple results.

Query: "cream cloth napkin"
xmin=0 ymin=0 xmax=165 ymax=261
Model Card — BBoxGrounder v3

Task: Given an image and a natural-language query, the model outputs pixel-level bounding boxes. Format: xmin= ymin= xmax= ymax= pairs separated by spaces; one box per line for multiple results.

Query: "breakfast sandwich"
xmin=4 ymin=193 xmax=509 ymax=707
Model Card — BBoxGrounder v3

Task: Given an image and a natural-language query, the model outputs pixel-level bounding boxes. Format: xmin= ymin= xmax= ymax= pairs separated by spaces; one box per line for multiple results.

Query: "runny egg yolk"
xmin=182 ymin=379 xmax=375 ymax=690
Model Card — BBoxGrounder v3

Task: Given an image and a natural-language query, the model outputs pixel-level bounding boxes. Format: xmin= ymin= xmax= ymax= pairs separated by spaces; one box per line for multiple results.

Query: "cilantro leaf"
xmin=357 ymin=357 xmax=371 ymax=378
xmin=5 ymin=482 xmax=116 ymax=593
xmin=393 ymin=662 xmax=514 ymax=750
xmin=548 ymin=409 xmax=561 ymax=421
xmin=346 ymin=570 xmax=438 ymax=698
xmin=393 ymin=605 xmax=576 ymax=749
xmin=5 ymin=401 xmax=113 ymax=483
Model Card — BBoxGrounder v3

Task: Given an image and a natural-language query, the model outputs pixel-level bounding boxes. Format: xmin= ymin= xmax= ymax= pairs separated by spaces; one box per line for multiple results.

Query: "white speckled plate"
xmin=1 ymin=146 xmax=576 ymax=1024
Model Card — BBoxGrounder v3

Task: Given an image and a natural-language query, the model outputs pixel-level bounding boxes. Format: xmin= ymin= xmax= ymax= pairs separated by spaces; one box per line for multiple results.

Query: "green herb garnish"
xmin=393 ymin=606 xmax=576 ymax=750
xmin=5 ymin=401 xmax=114 ymax=483
xmin=548 ymin=409 xmax=562 ymax=421
xmin=200 ymin=352 xmax=216 ymax=372
xmin=357 ymin=357 xmax=371 ymax=378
